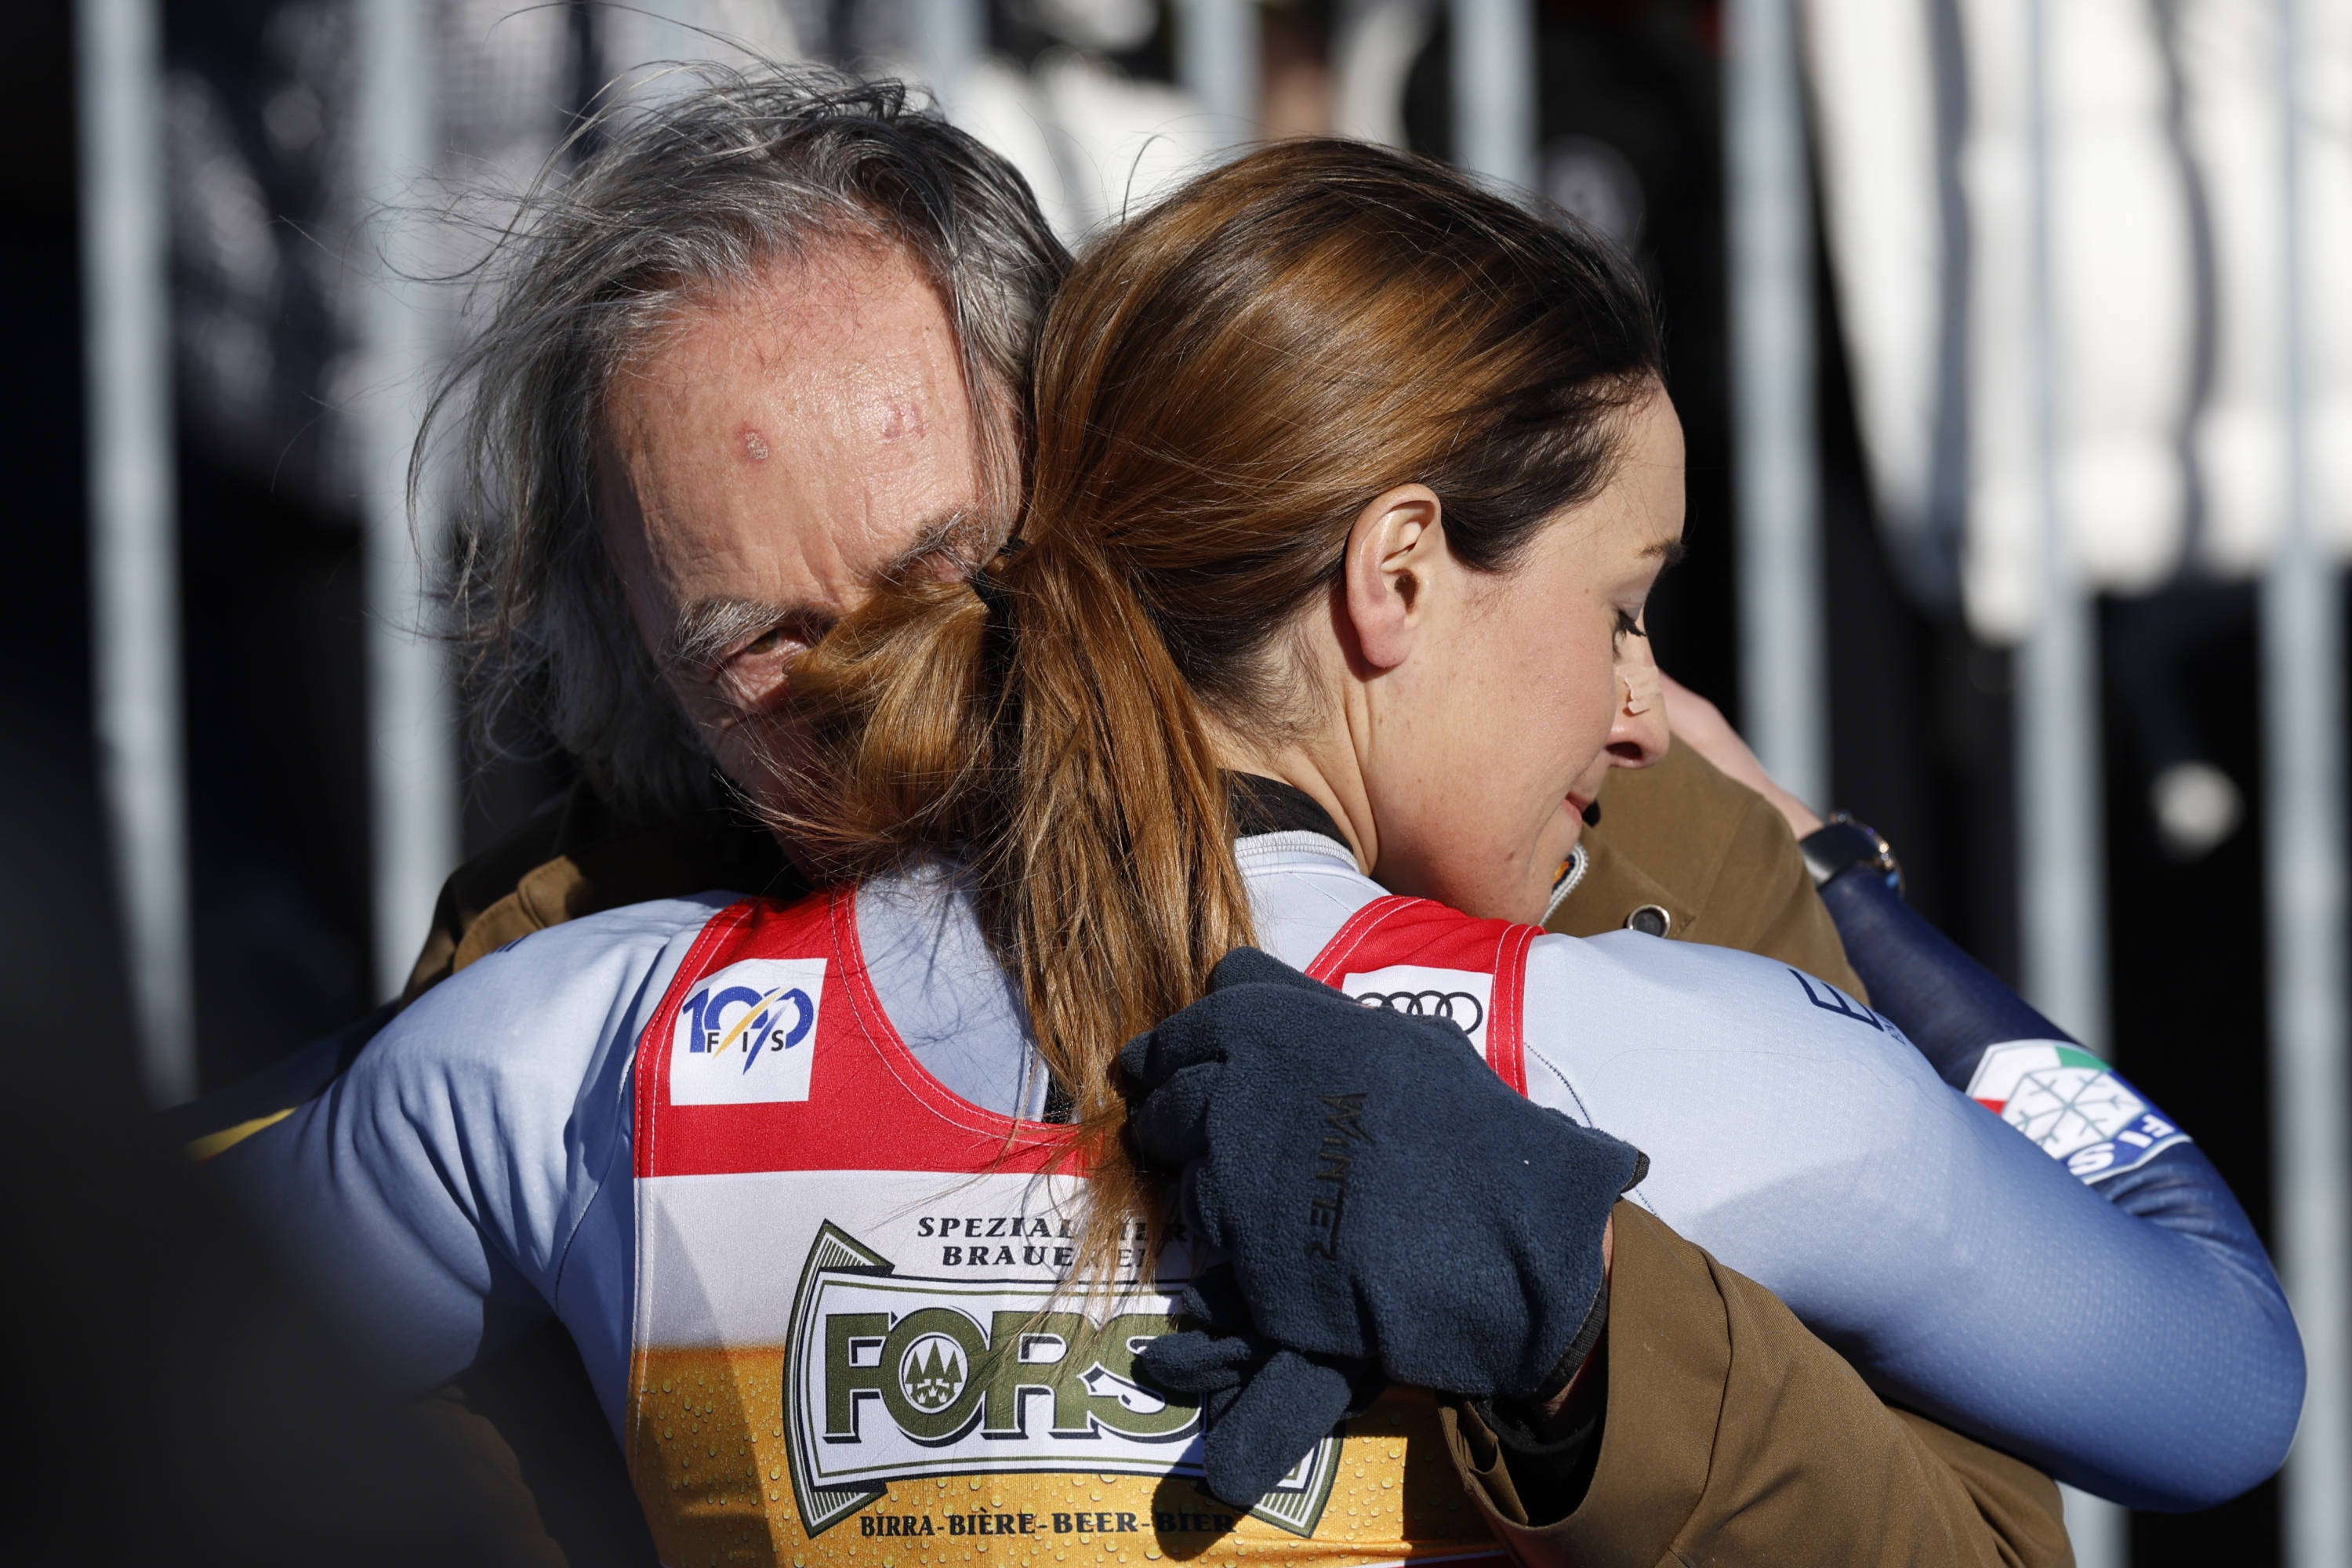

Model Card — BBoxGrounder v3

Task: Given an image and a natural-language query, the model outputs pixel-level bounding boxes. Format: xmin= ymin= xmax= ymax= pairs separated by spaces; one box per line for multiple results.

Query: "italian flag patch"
xmin=1965 ymin=1040 xmax=2190 ymax=1182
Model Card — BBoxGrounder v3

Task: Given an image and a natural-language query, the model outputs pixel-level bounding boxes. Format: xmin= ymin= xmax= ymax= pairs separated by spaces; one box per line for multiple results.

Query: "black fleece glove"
xmin=1139 ymin=1265 xmax=1388 ymax=1506
xmin=1123 ymin=948 xmax=1642 ymax=1400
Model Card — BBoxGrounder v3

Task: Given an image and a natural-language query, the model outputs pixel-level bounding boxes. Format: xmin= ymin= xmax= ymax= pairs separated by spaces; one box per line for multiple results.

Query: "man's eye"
xmin=710 ymin=632 xmax=809 ymax=713
xmin=1613 ymin=608 xmax=1647 ymax=642
xmin=739 ymin=626 xmax=794 ymax=659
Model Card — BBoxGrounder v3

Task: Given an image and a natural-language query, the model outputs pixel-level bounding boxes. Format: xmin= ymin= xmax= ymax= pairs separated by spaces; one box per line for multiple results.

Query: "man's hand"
xmin=1134 ymin=1265 xmax=1388 ymax=1506
xmin=1123 ymin=949 xmax=1641 ymax=1501
xmin=1658 ymin=672 xmax=1824 ymax=838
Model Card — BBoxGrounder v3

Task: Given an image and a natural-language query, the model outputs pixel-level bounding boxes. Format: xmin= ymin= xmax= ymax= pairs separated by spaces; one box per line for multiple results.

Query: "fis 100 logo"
xmin=668 ymin=957 xmax=826 ymax=1105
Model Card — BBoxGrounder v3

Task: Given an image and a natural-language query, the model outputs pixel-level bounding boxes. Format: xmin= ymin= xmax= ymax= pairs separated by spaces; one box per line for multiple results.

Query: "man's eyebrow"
xmin=660 ymin=507 xmax=1003 ymax=671
xmin=662 ymin=597 xmax=826 ymax=672
xmin=884 ymin=505 xmax=1004 ymax=583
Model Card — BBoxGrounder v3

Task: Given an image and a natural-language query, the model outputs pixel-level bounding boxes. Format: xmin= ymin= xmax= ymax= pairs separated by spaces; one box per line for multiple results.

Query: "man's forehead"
xmin=725 ymin=241 xmax=942 ymax=339
xmin=590 ymin=231 xmax=1028 ymax=675
xmin=603 ymin=245 xmax=979 ymax=534
xmin=619 ymin=247 xmax=966 ymax=426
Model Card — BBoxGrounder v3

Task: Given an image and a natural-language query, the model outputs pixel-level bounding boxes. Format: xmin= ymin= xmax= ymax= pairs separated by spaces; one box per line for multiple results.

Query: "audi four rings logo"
xmin=1352 ymin=988 xmax=1485 ymax=1036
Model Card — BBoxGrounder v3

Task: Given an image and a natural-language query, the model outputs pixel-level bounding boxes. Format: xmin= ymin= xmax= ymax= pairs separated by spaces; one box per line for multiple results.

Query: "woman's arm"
xmin=1659 ymin=667 xmax=2244 ymax=1225
xmin=1817 ymin=862 xmax=2261 ymax=1224
xmin=1657 ymin=672 xmax=2296 ymax=1484
xmin=1523 ymin=932 xmax=2303 ymax=1510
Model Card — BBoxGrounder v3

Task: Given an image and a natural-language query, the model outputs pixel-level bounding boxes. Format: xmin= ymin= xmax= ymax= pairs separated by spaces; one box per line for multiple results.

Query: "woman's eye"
xmin=1613 ymin=608 xmax=1647 ymax=643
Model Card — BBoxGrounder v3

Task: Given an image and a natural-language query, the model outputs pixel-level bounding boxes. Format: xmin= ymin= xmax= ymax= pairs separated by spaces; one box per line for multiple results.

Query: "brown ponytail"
xmin=780 ymin=140 xmax=1664 ymax=1279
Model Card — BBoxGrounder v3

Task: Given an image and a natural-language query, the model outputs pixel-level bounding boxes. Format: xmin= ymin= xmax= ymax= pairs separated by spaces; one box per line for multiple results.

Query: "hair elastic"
xmin=969 ymin=535 xmax=1026 ymax=617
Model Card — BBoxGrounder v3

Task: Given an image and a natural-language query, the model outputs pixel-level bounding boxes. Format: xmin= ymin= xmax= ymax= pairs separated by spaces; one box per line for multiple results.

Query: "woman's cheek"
xmin=1556 ymin=644 xmax=1621 ymax=774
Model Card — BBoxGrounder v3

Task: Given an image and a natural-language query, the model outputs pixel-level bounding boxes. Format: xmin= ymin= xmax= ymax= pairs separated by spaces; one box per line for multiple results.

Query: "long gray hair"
xmin=429 ymin=64 xmax=1070 ymax=817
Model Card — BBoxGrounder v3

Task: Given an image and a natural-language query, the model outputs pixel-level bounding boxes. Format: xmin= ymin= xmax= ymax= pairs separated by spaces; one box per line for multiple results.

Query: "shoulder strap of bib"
xmin=1303 ymin=895 xmax=1539 ymax=1094
xmin=633 ymin=887 xmax=1072 ymax=1179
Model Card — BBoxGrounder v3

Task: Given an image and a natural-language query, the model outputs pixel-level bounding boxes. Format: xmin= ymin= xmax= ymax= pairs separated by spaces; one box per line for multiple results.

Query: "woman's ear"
xmin=1342 ymin=485 xmax=1445 ymax=671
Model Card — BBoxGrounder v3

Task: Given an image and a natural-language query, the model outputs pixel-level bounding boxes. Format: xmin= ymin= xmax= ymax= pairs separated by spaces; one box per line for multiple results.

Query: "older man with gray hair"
xmin=394 ymin=67 xmax=1061 ymax=995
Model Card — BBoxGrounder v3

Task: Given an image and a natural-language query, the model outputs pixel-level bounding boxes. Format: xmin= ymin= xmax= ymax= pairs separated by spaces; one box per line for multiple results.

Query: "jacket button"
xmin=1624 ymin=904 xmax=1672 ymax=938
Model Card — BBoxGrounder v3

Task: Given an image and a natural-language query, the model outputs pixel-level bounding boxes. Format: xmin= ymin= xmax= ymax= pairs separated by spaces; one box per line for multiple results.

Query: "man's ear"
xmin=1343 ymin=485 xmax=1445 ymax=671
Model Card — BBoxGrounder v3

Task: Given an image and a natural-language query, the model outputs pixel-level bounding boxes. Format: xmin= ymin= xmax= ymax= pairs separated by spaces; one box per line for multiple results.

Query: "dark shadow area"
xmin=425 ymin=1319 xmax=660 ymax=1567
xmin=0 ymin=652 xmax=525 ymax=1563
xmin=2 ymin=5 xmax=564 ymax=1559
xmin=0 ymin=691 xmax=520 ymax=1564
xmin=180 ymin=448 xmax=376 ymax=1089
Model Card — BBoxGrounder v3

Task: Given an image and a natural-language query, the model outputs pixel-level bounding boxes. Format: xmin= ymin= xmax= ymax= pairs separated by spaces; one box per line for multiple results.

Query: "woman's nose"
xmin=1606 ymin=647 xmax=1670 ymax=768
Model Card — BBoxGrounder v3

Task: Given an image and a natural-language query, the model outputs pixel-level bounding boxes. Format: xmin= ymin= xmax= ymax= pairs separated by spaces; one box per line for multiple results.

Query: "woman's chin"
xmin=1545 ymin=800 xmax=1588 ymax=862
xmin=1491 ymin=862 xmax=1566 ymax=927
xmin=1556 ymin=807 xmax=1588 ymax=855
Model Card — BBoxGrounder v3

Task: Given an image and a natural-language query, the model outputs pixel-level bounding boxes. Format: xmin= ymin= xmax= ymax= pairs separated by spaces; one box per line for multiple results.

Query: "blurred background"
xmin=9 ymin=0 xmax=2350 ymax=1563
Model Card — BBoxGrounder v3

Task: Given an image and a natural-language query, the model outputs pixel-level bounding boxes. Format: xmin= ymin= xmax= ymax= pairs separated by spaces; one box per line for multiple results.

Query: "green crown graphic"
xmin=904 ymin=1340 xmax=966 ymax=1410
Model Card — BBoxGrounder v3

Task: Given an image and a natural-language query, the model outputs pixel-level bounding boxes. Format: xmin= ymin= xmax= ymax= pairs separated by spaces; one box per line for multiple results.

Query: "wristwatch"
xmin=1798 ymin=811 xmax=1904 ymax=895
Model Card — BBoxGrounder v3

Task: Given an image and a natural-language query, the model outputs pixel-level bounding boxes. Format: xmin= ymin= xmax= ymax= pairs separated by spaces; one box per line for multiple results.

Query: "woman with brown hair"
xmin=224 ymin=139 xmax=2291 ymax=1567
xmin=781 ymin=135 xmax=2294 ymax=1511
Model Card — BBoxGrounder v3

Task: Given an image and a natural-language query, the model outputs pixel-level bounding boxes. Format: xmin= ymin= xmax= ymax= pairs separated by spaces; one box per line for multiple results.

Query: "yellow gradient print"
xmin=628 ymin=1348 xmax=1503 ymax=1568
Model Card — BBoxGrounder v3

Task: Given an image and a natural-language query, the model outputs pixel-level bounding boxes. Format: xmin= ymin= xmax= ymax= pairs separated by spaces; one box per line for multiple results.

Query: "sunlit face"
xmin=1359 ymin=392 xmax=1686 ymax=923
xmin=597 ymin=242 xmax=1007 ymax=829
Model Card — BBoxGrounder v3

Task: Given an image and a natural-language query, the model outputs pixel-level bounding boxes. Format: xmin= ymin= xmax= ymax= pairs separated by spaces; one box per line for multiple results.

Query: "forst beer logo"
xmin=781 ymin=1223 xmax=1343 ymax=1540
xmin=668 ymin=958 xmax=826 ymax=1105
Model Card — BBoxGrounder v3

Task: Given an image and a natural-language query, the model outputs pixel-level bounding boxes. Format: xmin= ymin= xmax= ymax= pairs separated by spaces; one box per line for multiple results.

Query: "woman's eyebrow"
xmin=1643 ymin=537 xmax=1688 ymax=567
